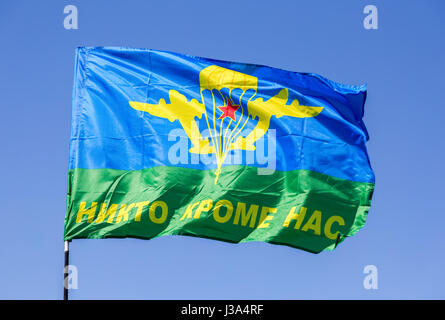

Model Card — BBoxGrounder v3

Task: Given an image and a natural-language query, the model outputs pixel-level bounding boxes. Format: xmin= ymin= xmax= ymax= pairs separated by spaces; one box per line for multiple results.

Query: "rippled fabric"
xmin=69 ymin=47 xmax=374 ymax=183
xmin=65 ymin=47 xmax=375 ymax=253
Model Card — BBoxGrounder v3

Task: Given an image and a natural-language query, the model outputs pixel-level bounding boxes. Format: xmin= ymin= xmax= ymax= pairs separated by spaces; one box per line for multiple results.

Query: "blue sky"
xmin=0 ymin=0 xmax=444 ymax=299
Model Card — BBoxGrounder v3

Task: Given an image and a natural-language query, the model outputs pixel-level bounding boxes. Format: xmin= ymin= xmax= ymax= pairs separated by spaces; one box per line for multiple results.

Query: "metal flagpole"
xmin=64 ymin=240 xmax=70 ymax=300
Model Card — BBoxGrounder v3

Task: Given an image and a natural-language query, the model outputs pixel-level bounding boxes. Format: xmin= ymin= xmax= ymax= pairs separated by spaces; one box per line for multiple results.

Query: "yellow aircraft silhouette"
xmin=129 ymin=90 xmax=210 ymax=153
xmin=129 ymin=65 xmax=323 ymax=154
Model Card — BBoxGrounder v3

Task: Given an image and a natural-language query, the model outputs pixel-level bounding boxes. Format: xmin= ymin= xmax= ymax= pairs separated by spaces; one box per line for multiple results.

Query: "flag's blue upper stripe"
xmin=69 ymin=47 xmax=374 ymax=183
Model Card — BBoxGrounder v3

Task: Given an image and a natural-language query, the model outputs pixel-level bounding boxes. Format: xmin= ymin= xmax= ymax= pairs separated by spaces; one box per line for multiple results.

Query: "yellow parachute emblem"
xmin=129 ymin=65 xmax=323 ymax=183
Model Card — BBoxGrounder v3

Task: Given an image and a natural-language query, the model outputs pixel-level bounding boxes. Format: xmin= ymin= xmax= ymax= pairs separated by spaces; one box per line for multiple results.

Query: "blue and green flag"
xmin=64 ymin=47 xmax=374 ymax=253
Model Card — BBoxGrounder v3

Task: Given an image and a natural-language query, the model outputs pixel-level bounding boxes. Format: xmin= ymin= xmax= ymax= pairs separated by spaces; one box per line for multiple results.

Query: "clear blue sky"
xmin=0 ymin=0 xmax=444 ymax=299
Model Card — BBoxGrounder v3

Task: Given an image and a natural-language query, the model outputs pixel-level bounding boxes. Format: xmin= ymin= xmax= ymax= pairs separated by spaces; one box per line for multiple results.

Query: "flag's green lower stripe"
xmin=64 ymin=166 xmax=374 ymax=253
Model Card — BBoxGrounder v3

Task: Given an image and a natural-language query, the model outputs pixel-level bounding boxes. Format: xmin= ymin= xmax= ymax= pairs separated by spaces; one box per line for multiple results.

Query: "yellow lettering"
xmin=257 ymin=207 xmax=276 ymax=229
xmin=324 ymin=215 xmax=345 ymax=240
xmin=233 ymin=202 xmax=259 ymax=228
xmin=180 ymin=201 xmax=200 ymax=221
xmin=149 ymin=201 xmax=168 ymax=224
xmin=134 ymin=201 xmax=149 ymax=221
xmin=76 ymin=201 xmax=98 ymax=223
xmin=115 ymin=203 xmax=135 ymax=223
xmin=301 ymin=210 xmax=322 ymax=235
xmin=95 ymin=203 xmax=119 ymax=224
xmin=282 ymin=206 xmax=307 ymax=229
xmin=213 ymin=200 xmax=233 ymax=223
xmin=193 ymin=199 xmax=213 ymax=219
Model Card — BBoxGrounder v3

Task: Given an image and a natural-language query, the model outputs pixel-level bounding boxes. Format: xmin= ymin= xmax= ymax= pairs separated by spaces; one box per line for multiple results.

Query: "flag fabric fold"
xmin=64 ymin=47 xmax=374 ymax=253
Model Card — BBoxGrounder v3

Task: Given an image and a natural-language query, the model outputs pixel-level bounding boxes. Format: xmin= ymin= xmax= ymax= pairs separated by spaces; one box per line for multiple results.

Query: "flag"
xmin=64 ymin=47 xmax=375 ymax=253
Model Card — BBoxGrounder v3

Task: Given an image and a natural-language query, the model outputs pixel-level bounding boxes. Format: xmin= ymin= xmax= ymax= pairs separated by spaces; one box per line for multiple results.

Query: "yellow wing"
xmin=129 ymin=90 xmax=212 ymax=153
xmin=232 ymin=89 xmax=323 ymax=150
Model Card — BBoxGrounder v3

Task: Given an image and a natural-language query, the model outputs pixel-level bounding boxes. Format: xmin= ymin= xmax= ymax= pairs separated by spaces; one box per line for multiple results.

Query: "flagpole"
xmin=64 ymin=240 xmax=70 ymax=300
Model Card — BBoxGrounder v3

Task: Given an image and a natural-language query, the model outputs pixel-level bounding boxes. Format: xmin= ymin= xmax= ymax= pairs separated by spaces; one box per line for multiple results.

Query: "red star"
xmin=217 ymin=99 xmax=240 ymax=121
